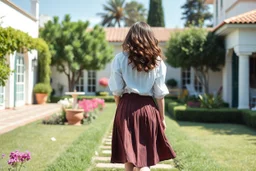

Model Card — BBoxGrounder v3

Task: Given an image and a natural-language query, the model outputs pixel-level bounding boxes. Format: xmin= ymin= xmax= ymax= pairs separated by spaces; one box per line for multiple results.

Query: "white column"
xmin=5 ymin=54 xmax=15 ymax=108
xmin=238 ymin=55 xmax=250 ymax=109
xmin=222 ymin=50 xmax=232 ymax=106
xmin=25 ymin=51 xmax=36 ymax=104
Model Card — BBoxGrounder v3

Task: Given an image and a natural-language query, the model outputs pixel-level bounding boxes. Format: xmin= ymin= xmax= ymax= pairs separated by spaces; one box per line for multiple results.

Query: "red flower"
xmin=99 ymin=78 xmax=109 ymax=87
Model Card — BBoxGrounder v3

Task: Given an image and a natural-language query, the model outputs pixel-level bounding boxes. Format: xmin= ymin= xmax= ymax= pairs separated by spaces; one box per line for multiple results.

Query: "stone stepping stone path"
xmin=90 ymin=131 xmax=178 ymax=171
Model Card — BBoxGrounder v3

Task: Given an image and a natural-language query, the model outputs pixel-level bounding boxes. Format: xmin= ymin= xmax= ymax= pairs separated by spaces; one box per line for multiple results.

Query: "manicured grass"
xmin=0 ymin=120 xmax=85 ymax=170
xmin=46 ymin=103 xmax=115 ymax=171
xmin=164 ymin=115 xmax=225 ymax=171
xmin=0 ymin=103 xmax=116 ymax=171
xmin=178 ymin=121 xmax=256 ymax=170
xmin=165 ymin=114 xmax=256 ymax=170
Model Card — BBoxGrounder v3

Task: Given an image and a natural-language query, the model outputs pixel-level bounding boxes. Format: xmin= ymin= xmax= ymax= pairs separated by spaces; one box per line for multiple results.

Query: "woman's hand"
xmin=162 ymin=120 xmax=167 ymax=131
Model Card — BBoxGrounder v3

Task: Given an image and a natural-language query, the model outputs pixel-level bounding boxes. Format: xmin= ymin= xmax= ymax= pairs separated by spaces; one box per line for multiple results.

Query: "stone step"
xmin=102 ymin=150 xmax=111 ymax=155
xmin=95 ymin=163 xmax=175 ymax=169
xmin=104 ymin=138 xmax=112 ymax=141
xmin=93 ymin=156 xmax=110 ymax=162
xmin=104 ymin=141 xmax=111 ymax=145
xmin=99 ymin=145 xmax=111 ymax=149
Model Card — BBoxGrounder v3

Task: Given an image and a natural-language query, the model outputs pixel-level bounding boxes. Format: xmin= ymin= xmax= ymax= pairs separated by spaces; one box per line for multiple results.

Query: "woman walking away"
xmin=109 ymin=22 xmax=176 ymax=171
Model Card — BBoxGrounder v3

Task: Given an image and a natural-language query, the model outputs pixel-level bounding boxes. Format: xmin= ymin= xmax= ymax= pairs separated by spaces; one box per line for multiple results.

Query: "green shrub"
xmin=33 ymin=83 xmax=52 ymax=94
xmin=99 ymin=91 xmax=109 ymax=96
xmin=167 ymin=100 xmax=256 ymax=129
xmin=174 ymin=108 xmax=243 ymax=123
xmin=166 ymin=78 xmax=177 ymax=88
xmin=42 ymin=109 xmax=67 ymax=125
xmin=242 ymin=110 xmax=256 ymax=129
xmin=199 ymin=93 xmax=224 ymax=109
xmin=50 ymin=95 xmax=115 ymax=103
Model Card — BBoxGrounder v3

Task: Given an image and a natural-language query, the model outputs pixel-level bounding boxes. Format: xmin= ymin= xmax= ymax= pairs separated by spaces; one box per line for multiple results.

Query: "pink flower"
xmin=79 ymin=100 xmax=93 ymax=112
xmin=7 ymin=150 xmax=31 ymax=167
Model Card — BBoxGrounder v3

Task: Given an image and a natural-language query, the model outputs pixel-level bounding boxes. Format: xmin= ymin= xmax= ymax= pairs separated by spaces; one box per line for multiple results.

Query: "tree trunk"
xmin=194 ymin=67 xmax=209 ymax=94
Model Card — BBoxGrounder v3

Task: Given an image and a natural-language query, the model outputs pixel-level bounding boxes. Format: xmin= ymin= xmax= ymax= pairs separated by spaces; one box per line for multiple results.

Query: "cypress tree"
xmin=147 ymin=0 xmax=165 ymax=27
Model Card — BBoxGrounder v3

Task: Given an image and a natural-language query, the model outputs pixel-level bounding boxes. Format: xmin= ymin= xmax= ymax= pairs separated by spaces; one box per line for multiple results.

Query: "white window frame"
xmin=182 ymin=68 xmax=203 ymax=93
xmin=86 ymin=70 xmax=96 ymax=95
xmin=75 ymin=71 xmax=84 ymax=92
xmin=182 ymin=68 xmax=191 ymax=89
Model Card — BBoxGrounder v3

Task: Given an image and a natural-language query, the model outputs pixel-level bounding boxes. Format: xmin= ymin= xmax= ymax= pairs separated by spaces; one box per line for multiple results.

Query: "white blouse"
xmin=108 ymin=52 xmax=169 ymax=99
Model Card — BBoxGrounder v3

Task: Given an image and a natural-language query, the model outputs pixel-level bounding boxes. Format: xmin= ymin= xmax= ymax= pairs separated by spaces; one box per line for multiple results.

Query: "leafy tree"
xmin=97 ymin=0 xmax=126 ymax=27
xmin=165 ymin=27 xmax=225 ymax=93
xmin=124 ymin=1 xmax=147 ymax=26
xmin=0 ymin=58 xmax=11 ymax=86
xmin=98 ymin=0 xmax=147 ymax=27
xmin=40 ymin=14 xmax=113 ymax=91
xmin=147 ymin=0 xmax=165 ymax=27
xmin=181 ymin=0 xmax=213 ymax=27
xmin=34 ymin=38 xmax=51 ymax=84
xmin=0 ymin=26 xmax=51 ymax=86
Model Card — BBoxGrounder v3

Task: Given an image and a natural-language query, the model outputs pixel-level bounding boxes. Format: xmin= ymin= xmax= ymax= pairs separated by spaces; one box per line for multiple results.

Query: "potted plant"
xmin=33 ymin=83 xmax=52 ymax=104
xmin=58 ymin=98 xmax=84 ymax=125
xmin=166 ymin=78 xmax=178 ymax=88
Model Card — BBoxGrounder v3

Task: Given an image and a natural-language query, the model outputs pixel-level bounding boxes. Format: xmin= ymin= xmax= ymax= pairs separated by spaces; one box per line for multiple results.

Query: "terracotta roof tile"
xmin=104 ymin=27 xmax=183 ymax=42
xmin=214 ymin=9 xmax=256 ymax=31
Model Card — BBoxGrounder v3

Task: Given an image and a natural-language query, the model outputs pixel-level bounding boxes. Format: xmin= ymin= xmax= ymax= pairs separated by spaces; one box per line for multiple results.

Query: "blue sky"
xmin=11 ymin=0 xmax=212 ymax=28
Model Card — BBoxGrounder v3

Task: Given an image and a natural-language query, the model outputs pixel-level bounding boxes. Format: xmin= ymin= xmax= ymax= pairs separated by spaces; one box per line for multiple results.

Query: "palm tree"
xmin=124 ymin=1 xmax=147 ymax=26
xmin=97 ymin=0 xmax=126 ymax=27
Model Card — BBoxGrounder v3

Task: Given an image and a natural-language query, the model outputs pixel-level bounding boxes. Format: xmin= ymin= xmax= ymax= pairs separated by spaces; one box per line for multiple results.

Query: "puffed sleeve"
xmin=108 ymin=54 xmax=125 ymax=96
xmin=153 ymin=60 xmax=169 ymax=99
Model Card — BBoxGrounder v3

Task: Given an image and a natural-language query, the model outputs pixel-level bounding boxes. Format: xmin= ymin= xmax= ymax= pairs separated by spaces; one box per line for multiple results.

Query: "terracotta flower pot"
xmin=35 ymin=93 xmax=48 ymax=104
xmin=65 ymin=109 xmax=84 ymax=125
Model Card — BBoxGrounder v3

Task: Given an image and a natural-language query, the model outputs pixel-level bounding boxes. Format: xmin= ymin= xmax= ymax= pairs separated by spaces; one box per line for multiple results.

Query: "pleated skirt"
xmin=111 ymin=93 xmax=176 ymax=167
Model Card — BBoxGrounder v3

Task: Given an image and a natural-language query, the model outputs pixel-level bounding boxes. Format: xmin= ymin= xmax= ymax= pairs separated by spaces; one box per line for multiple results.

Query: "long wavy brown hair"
xmin=122 ymin=22 xmax=162 ymax=72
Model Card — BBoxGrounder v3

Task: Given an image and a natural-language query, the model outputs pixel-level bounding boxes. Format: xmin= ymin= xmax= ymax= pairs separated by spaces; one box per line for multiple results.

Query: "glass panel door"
xmin=0 ymin=86 xmax=4 ymax=109
xmin=15 ymin=54 xmax=25 ymax=104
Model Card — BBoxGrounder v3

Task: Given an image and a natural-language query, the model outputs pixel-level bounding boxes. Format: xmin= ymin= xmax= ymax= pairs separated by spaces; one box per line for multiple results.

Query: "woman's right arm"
xmin=153 ymin=60 xmax=169 ymax=130
xmin=156 ymin=98 xmax=167 ymax=130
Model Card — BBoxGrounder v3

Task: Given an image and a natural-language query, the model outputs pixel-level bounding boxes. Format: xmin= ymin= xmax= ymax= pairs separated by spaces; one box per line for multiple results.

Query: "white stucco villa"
xmin=206 ymin=0 xmax=256 ymax=109
xmin=0 ymin=0 xmax=39 ymax=110
xmin=51 ymin=27 xmax=222 ymax=98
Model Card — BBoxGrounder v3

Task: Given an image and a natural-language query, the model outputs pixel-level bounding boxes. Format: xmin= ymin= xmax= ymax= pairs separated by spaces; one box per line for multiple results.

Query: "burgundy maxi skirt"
xmin=111 ymin=93 xmax=176 ymax=167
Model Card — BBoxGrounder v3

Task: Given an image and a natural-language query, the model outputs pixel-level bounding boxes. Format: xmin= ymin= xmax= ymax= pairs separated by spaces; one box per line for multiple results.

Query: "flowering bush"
xmin=1 ymin=151 xmax=31 ymax=171
xmin=99 ymin=77 xmax=109 ymax=87
xmin=57 ymin=98 xmax=73 ymax=109
xmin=78 ymin=98 xmax=105 ymax=124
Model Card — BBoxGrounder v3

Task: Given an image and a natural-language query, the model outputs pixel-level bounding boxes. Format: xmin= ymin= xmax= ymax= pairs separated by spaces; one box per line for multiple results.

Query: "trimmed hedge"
xmin=242 ymin=110 xmax=256 ymax=128
xmin=167 ymin=100 xmax=256 ymax=129
xmin=51 ymin=95 xmax=115 ymax=103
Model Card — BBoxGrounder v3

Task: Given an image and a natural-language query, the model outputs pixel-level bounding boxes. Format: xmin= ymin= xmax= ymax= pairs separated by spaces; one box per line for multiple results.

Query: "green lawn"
xmin=177 ymin=122 xmax=256 ymax=171
xmin=165 ymin=114 xmax=256 ymax=171
xmin=1 ymin=102 xmax=256 ymax=171
xmin=0 ymin=103 xmax=116 ymax=171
